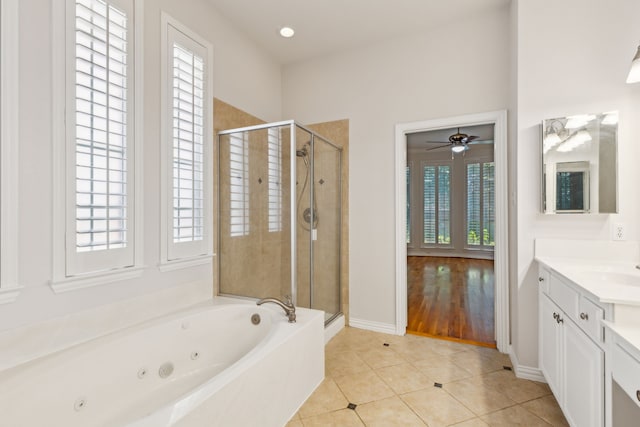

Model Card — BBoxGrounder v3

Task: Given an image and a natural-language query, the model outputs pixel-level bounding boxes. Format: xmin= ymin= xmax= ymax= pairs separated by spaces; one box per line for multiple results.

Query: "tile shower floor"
xmin=287 ymin=327 xmax=568 ymax=427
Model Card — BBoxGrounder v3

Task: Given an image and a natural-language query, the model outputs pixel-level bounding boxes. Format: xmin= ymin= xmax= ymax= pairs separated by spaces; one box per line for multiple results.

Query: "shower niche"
xmin=217 ymin=121 xmax=343 ymax=324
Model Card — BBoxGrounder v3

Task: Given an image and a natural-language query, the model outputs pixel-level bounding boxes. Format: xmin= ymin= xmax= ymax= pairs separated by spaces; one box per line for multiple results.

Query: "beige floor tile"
xmin=445 ymin=377 xmax=516 ymax=415
xmin=359 ymin=346 xmax=407 ymax=369
xmin=387 ymin=339 xmax=443 ymax=363
xmin=481 ymin=405 xmax=551 ymax=426
xmin=375 ymin=362 xmax=433 ymax=394
xmin=449 ymin=350 xmax=506 ymax=375
xmin=450 ymin=418 xmax=490 ymax=427
xmin=325 ymin=350 xmax=371 ymax=378
xmin=520 ymin=395 xmax=569 ymax=426
xmin=471 ymin=346 xmax=513 ymax=367
xmin=298 ymin=378 xmax=349 ymax=419
xmin=334 ymin=369 xmax=396 ymax=404
xmin=356 ymin=396 xmax=427 ymax=427
xmin=300 ymin=408 xmax=364 ymax=427
xmin=426 ymin=338 xmax=472 ymax=356
xmin=411 ymin=354 xmax=474 ymax=383
xmin=401 ymin=387 xmax=476 ymax=427
xmin=469 ymin=370 xmax=550 ymax=403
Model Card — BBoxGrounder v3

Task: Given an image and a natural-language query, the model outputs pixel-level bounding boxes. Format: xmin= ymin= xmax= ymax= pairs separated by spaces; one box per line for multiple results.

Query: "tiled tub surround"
xmin=288 ymin=327 xmax=567 ymax=426
xmin=0 ymin=298 xmax=324 ymax=427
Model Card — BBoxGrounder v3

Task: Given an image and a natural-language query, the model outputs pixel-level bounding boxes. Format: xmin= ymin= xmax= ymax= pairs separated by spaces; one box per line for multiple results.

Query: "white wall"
xmin=282 ymin=5 xmax=510 ymax=327
xmin=513 ymin=0 xmax=640 ymax=367
xmin=2 ymin=0 xmax=281 ymax=331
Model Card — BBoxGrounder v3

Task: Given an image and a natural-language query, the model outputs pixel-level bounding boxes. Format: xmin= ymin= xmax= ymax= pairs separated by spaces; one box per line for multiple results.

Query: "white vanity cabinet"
xmin=539 ymin=266 xmax=606 ymax=427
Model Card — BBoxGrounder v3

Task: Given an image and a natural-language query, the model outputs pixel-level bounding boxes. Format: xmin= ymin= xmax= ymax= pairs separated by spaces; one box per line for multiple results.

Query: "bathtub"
xmin=0 ymin=299 xmax=325 ymax=427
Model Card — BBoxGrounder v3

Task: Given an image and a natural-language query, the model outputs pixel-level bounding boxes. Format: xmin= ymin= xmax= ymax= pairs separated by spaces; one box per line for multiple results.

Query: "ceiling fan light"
xmin=451 ymin=145 xmax=466 ymax=153
xmin=279 ymin=26 xmax=295 ymax=38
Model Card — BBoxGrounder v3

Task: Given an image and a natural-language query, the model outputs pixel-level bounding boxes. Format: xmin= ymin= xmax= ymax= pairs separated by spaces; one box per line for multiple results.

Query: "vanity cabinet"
xmin=539 ymin=266 xmax=605 ymax=427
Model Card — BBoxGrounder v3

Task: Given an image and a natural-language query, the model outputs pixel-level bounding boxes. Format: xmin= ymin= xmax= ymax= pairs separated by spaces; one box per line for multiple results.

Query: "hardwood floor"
xmin=407 ymin=256 xmax=496 ymax=348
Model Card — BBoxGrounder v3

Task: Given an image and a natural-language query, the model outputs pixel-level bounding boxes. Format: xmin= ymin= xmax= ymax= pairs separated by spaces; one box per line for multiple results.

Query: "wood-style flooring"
xmin=407 ymin=256 xmax=495 ymax=348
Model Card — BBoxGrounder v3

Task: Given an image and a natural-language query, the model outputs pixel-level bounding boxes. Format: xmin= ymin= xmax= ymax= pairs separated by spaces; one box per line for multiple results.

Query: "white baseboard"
xmin=325 ymin=315 xmax=345 ymax=344
xmin=349 ymin=317 xmax=397 ymax=335
xmin=509 ymin=346 xmax=546 ymax=383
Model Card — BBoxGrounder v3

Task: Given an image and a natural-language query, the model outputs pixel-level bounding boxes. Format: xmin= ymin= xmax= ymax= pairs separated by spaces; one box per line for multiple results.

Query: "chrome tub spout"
xmin=256 ymin=297 xmax=296 ymax=323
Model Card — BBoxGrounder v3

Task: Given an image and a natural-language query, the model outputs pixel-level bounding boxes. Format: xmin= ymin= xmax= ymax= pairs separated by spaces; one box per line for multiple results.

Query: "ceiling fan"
xmin=424 ymin=128 xmax=480 ymax=153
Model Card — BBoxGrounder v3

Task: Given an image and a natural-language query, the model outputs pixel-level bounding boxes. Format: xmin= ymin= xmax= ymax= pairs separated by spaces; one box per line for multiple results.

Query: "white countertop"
xmin=536 ymin=255 xmax=640 ymax=306
xmin=603 ymin=320 xmax=640 ymax=356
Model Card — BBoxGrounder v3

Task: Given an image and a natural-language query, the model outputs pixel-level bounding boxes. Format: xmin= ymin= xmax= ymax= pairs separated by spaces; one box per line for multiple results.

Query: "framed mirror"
xmin=541 ymin=112 xmax=618 ymax=214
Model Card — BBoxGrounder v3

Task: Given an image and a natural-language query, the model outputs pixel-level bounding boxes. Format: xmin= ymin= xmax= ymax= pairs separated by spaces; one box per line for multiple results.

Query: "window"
xmin=52 ymin=0 xmax=143 ymax=290
xmin=161 ymin=13 xmax=213 ymax=264
xmin=0 ymin=0 xmax=20 ymax=303
xmin=229 ymin=132 xmax=250 ymax=237
xmin=406 ymin=164 xmax=411 ymax=244
xmin=466 ymin=161 xmax=495 ymax=247
xmin=267 ymin=127 xmax=283 ymax=232
xmin=423 ymin=163 xmax=451 ymax=246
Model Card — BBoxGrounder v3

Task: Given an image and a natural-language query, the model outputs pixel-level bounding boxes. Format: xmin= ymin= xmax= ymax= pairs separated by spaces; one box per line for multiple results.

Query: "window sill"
xmin=50 ymin=266 xmax=145 ymax=294
xmin=0 ymin=285 xmax=23 ymax=304
xmin=158 ymin=254 xmax=214 ymax=273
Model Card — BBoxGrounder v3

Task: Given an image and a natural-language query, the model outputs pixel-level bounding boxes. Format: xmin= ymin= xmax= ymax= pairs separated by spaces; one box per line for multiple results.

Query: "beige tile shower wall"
xmin=306 ymin=120 xmax=349 ymax=324
xmin=213 ymin=99 xmax=349 ymax=320
xmin=215 ymin=99 xmax=286 ymax=299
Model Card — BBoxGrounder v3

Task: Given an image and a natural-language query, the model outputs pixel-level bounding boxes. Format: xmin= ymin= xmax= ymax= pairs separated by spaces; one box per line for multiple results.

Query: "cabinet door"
xmin=563 ymin=316 xmax=604 ymax=427
xmin=540 ymin=293 xmax=562 ymax=398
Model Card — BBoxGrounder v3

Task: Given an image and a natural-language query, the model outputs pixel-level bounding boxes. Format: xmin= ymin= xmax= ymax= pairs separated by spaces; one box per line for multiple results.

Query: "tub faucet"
xmin=257 ymin=296 xmax=296 ymax=323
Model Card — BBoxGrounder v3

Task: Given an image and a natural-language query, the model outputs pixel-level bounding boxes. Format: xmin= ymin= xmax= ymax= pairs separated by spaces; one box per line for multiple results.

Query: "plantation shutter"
xmin=267 ymin=128 xmax=283 ymax=232
xmin=466 ymin=161 xmax=495 ymax=247
xmin=229 ymin=132 xmax=250 ymax=237
xmin=68 ymin=0 xmax=135 ymax=274
xmin=423 ymin=166 xmax=436 ymax=244
xmin=171 ymin=42 xmax=204 ymax=244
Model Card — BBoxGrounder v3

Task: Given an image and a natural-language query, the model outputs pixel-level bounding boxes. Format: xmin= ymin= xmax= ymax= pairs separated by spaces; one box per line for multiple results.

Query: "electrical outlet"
xmin=613 ymin=223 xmax=626 ymax=241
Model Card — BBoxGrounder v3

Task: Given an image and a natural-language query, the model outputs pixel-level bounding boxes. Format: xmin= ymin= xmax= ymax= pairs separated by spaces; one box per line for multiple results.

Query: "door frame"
xmin=394 ymin=110 xmax=509 ymax=353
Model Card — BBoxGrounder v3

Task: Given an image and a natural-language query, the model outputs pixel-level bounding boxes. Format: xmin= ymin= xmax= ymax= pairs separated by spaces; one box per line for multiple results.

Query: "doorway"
xmin=394 ymin=111 xmax=509 ymax=353
xmin=405 ymin=123 xmax=496 ymax=346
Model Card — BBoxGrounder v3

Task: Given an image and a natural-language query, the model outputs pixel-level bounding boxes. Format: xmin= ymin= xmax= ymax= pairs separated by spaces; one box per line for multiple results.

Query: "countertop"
xmin=536 ymin=255 xmax=640 ymax=306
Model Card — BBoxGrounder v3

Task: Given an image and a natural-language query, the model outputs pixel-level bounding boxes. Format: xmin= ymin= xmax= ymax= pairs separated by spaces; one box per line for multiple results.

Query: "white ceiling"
xmin=207 ymin=0 xmax=511 ymax=64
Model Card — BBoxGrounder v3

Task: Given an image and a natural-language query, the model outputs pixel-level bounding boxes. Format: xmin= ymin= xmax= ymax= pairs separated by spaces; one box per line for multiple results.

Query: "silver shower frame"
xmin=217 ymin=120 xmax=342 ymax=321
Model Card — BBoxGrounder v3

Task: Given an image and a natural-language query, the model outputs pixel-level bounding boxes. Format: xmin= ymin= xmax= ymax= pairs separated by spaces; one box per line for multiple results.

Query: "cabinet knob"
xmin=553 ymin=312 xmax=558 ymax=320
xmin=556 ymin=316 xmax=563 ymax=324
xmin=580 ymin=312 xmax=589 ymax=321
xmin=637 ymin=390 xmax=640 ymax=402
xmin=538 ymin=277 xmax=544 ymax=282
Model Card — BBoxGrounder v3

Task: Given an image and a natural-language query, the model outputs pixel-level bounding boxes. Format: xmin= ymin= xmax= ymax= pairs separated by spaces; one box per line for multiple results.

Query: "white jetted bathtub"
xmin=0 ymin=299 xmax=325 ymax=427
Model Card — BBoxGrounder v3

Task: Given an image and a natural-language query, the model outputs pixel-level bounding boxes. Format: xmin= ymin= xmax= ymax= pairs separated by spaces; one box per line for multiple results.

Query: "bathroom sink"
xmin=576 ymin=270 xmax=640 ymax=286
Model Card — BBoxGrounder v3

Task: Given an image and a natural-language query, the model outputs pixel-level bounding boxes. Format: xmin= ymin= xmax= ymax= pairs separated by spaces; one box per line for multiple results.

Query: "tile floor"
xmin=286 ymin=327 xmax=569 ymax=427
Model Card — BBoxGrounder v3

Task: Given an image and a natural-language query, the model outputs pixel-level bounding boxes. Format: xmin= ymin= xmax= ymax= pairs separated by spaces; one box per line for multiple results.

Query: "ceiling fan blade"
xmin=423 ymin=140 xmax=450 ymax=144
xmin=464 ymin=135 xmax=480 ymax=143
xmin=468 ymin=139 xmax=494 ymax=145
xmin=424 ymin=144 xmax=451 ymax=152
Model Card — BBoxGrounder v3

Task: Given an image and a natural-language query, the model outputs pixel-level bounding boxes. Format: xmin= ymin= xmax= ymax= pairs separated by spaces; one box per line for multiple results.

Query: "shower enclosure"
xmin=217 ymin=121 xmax=342 ymax=324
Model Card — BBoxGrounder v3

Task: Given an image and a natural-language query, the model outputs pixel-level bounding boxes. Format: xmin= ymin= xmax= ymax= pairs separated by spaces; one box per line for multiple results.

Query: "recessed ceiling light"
xmin=279 ymin=27 xmax=295 ymax=38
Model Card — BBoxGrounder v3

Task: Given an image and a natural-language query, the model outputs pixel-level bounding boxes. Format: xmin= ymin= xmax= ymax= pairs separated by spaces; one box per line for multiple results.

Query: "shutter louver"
xmin=74 ymin=0 xmax=129 ymax=252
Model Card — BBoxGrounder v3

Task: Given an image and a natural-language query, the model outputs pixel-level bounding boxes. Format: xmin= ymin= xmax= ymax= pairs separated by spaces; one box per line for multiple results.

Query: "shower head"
xmin=296 ymin=143 xmax=309 ymax=158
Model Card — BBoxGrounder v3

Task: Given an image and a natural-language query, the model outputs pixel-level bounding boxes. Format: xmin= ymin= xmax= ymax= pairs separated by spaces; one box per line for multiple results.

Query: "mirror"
xmin=541 ymin=112 xmax=618 ymax=214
